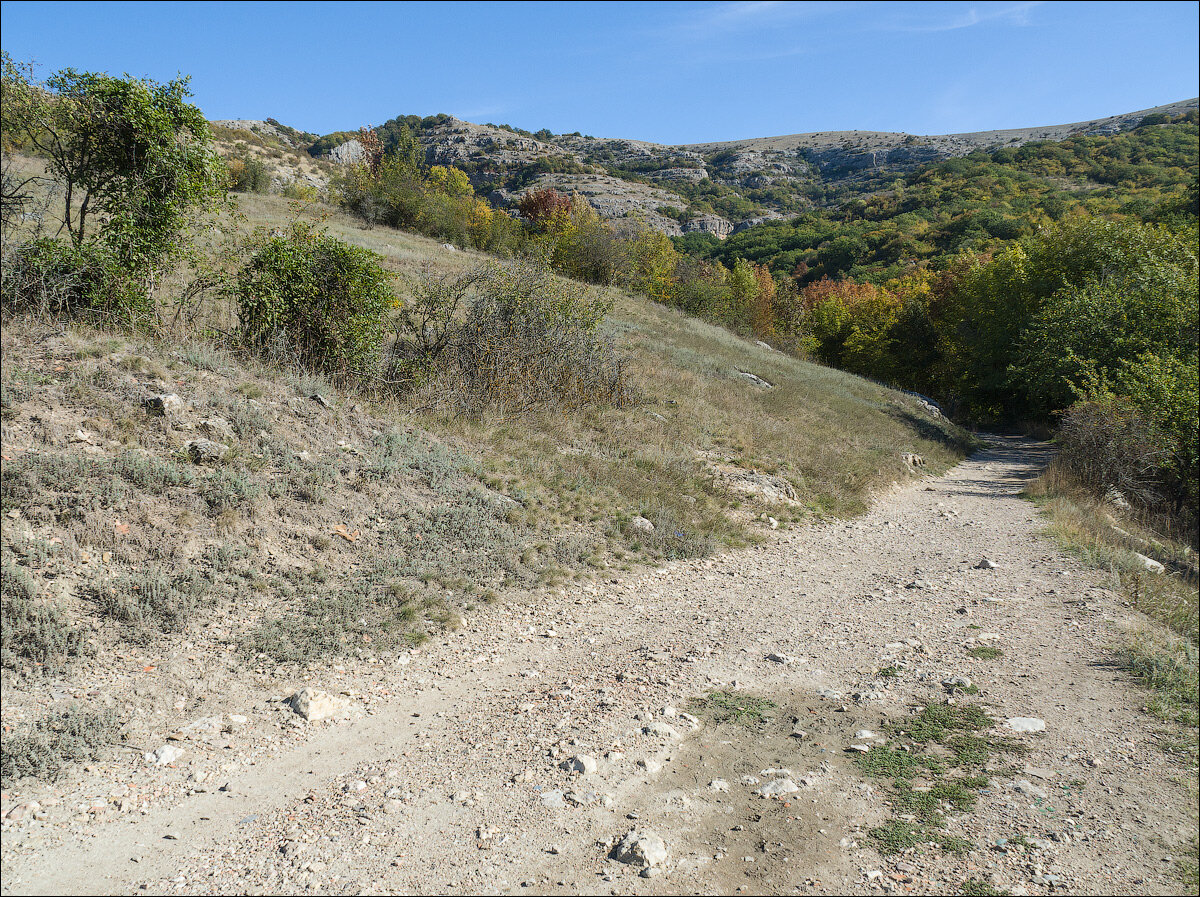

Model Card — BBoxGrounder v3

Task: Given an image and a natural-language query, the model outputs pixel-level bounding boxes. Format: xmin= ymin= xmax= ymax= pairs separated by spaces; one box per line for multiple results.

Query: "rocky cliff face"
xmin=257 ymin=97 xmax=1199 ymax=239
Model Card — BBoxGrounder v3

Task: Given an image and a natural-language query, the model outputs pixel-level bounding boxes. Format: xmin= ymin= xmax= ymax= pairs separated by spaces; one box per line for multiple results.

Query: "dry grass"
xmin=1024 ymin=463 xmax=1198 ymax=749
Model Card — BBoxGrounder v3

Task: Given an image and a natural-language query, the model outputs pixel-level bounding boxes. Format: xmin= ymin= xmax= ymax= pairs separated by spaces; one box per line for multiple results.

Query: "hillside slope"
xmin=215 ymin=98 xmax=1198 ymax=237
xmin=1 ymin=192 xmax=969 ymax=796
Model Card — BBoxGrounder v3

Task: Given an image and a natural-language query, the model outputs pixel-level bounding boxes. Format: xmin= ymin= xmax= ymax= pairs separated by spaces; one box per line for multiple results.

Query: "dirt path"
xmin=2 ymin=437 xmax=1195 ymax=895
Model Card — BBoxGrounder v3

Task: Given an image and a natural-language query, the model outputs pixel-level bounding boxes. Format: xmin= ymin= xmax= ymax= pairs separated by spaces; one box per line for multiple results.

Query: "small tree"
xmin=1 ymin=55 xmax=225 ymax=322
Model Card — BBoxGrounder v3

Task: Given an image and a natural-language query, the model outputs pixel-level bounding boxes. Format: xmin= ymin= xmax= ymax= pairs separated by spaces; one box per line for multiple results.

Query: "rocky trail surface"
xmin=2 ymin=437 xmax=1195 ymax=895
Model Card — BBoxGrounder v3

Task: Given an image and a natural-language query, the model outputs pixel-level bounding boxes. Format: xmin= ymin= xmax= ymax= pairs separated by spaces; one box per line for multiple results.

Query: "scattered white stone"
xmin=1004 ymin=717 xmax=1046 ymax=734
xmin=636 ymin=758 xmax=662 ymax=775
xmin=943 ymin=675 xmax=973 ymax=689
xmin=612 ymin=829 xmax=668 ymax=870
xmin=1014 ymin=780 xmax=1048 ymax=799
xmin=708 ymin=779 xmax=730 ymax=793
xmin=630 ymin=516 xmax=655 ymax=533
xmin=288 ymin=688 xmax=348 ymax=721
xmin=561 ymin=755 xmax=598 ymax=775
xmin=976 ymin=558 xmax=999 ymax=570
xmin=145 ymin=745 xmax=185 ymax=766
xmin=854 ymin=729 xmax=879 ymax=740
xmin=765 ymin=652 xmax=795 ymax=665
xmin=540 ymin=790 xmax=566 ymax=809
xmin=740 ymin=775 xmax=760 ymax=786
xmin=642 ymin=722 xmax=681 ymax=739
xmin=846 ymin=745 xmax=871 ymax=753
xmin=758 ymin=778 xmax=799 ymax=798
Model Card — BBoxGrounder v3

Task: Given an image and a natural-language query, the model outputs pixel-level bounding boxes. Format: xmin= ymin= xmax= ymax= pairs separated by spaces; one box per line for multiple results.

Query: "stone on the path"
xmin=144 ymin=744 xmax=185 ymax=766
xmin=288 ymin=687 xmax=348 ymax=721
xmin=758 ymin=778 xmax=799 ymax=797
xmin=612 ymin=829 xmax=668 ymax=871
xmin=815 ymin=687 xmax=842 ymax=701
xmin=976 ymin=558 xmax=999 ymax=570
xmin=561 ymin=755 xmax=598 ymax=775
xmin=636 ymin=758 xmax=662 ymax=775
xmin=1013 ymin=780 xmax=1048 ymax=799
xmin=642 ymin=721 xmax=681 ymax=739
xmin=540 ymin=790 xmax=566 ymax=808
xmin=854 ymin=729 xmax=879 ymax=740
xmin=1004 ymin=717 xmax=1046 ymax=734
xmin=846 ymin=745 xmax=871 ymax=753
xmin=943 ymin=675 xmax=973 ymax=689
xmin=708 ymin=779 xmax=729 ymax=792
xmin=765 ymin=652 xmax=796 ymax=664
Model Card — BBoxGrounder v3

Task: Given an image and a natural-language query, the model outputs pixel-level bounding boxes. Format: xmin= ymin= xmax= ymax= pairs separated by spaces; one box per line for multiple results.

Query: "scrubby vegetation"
xmin=1 ymin=59 xmax=974 ymax=783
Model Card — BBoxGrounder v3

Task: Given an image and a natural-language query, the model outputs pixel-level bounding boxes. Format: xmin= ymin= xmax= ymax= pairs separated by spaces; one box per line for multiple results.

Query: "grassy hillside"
xmin=1 ymin=184 xmax=970 ymax=781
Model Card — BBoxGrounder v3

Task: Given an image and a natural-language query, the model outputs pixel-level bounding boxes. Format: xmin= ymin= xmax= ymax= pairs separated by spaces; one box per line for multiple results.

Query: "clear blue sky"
xmin=2 ymin=1 xmax=1197 ymax=144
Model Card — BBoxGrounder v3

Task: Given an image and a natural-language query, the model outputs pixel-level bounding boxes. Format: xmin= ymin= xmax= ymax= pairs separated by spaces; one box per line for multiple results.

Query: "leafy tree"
xmin=2 ymin=59 xmax=223 ymax=268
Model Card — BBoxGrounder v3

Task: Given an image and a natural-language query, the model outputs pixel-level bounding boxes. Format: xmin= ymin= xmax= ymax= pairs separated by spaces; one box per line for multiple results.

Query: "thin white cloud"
xmin=665 ymin=0 xmax=854 ymax=39
xmin=881 ymin=1 xmax=1041 ymax=33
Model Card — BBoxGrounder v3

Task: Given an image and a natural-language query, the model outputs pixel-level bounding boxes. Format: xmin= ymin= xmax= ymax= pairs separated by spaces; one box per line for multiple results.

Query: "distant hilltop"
xmin=212 ymin=97 xmax=1198 ymax=239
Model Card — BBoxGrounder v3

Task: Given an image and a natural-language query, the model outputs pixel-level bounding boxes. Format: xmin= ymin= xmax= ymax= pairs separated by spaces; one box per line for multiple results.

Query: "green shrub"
xmin=0 ymin=706 xmax=120 ymax=783
xmin=227 ymin=156 xmax=270 ymax=193
xmin=93 ymin=567 xmax=206 ymax=634
xmin=1 ymin=559 xmax=86 ymax=670
xmin=1 ymin=237 xmax=152 ymax=324
xmin=236 ymin=223 xmax=395 ymax=373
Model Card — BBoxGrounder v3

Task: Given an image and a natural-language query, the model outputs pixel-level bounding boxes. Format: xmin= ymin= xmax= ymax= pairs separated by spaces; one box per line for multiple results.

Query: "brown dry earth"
xmin=1 ymin=436 xmax=1196 ymax=895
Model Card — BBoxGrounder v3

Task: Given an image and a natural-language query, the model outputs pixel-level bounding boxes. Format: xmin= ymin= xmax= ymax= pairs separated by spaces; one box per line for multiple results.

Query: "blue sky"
xmin=1 ymin=1 xmax=1196 ymax=144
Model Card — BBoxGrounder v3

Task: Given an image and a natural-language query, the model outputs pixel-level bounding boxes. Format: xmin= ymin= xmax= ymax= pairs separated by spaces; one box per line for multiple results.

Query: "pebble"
xmin=144 ymin=745 xmax=185 ymax=766
xmin=1004 ymin=717 xmax=1047 ymax=734
xmin=758 ymin=778 xmax=799 ymax=797
xmin=611 ymin=829 xmax=668 ymax=871
xmin=560 ymin=755 xmax=598 ymax=775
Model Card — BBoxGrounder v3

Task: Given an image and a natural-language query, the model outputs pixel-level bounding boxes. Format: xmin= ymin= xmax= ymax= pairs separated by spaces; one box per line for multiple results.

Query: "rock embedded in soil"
xmin=612 ymin=829 xmax=668 ymax=870
xmin=288 ymin=688 xmax=348 ymax=721
xmin=186 ymin=438 xmax=230 ymax=463
xmin=758 ymin=778 xmax=799 ymax=797
xmin=144 ymin=745 xmax=185 ymax=766
xmin=1004 ymin=716 xmax=1047 ymax=733
xmin=560 ymin=755 xmax=598 ymax=775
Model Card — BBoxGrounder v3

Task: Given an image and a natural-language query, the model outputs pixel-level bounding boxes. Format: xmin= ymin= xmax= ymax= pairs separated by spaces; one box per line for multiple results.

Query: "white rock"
xmin=612 ymin=829 xmax=668 ymax=869
xmin=288 ymin=688 xmax=349 ymax=721
xmin=765 ymin=652 xmax=795 ymax=664
xmin=1004 ymin=717 xmax=1046 ymax=734
xmin=708 ymin=779 xmax=730 ymax=793
xmin=854 ymin=729 xmax=879 ymax=740
xmin=145 ymin=745 xmax=185 ymax=766
xmin=642 ymin=722 xmax=681 ymax=739
xmin=758 ymin=778 xmax=799 ymax=797
xmin=976 ymin=558 xmax=999 ymax=570
xmin=1013 ymin=780 xmax=1048 ymax=799
xmin=1134 ymin=553 xmax=1165 ymax=574
xmin=561 ymin=755 xmax=598 ymax=775
xmin=630 ymin=516 xmax=655 ymax=533
xmin=540 ymin=790 xmax=566 ymax=808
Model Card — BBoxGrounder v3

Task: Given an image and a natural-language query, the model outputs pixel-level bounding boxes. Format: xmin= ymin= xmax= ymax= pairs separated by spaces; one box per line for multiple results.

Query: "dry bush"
xmin=392 ymin=259 xmax=633 ymax=414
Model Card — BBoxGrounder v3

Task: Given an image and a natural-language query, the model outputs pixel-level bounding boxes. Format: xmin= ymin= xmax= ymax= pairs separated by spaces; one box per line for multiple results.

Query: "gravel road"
xmin=2 ymin=436 xmax=1195 ymax=895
